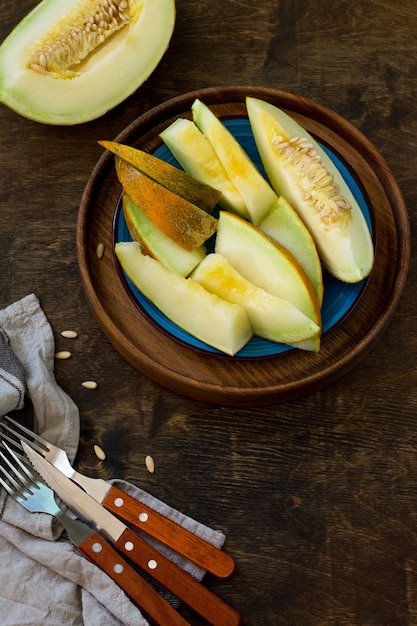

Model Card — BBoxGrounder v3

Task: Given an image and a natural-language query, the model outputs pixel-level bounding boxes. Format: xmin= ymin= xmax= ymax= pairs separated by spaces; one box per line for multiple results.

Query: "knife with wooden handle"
xmin=69 ymin=524 xmax=190 ymax=626
xmin=23 ymin=442 xmax=242 ymax=626
xmin=102 ymin=486 xmax=234 ymax=576
xmin=3 ymin=413 xmax=234 ymax=578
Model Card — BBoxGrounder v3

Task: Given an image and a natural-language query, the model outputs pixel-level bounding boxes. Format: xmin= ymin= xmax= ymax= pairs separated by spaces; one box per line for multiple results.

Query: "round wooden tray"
xmin=76 ymin=86 xmax=410 ymax=407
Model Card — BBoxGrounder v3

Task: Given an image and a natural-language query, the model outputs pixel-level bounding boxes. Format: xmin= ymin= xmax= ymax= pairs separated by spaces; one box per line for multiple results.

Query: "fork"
xmin=0 ymin=441 xmax=190 ymax=626
xmin=0 ymin=414 xmax=236 ymax=579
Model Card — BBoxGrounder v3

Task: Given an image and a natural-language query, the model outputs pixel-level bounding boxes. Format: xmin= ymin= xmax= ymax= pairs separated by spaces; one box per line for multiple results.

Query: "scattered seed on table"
xmin=82 ymin=380 xmax=97 ymax=389
xmin=96 ymin=242 xmax=105 ymax=259
xmin=145 ymin=455 xmax=155 ymax=474
xmin=94 ymin=444 xmax=106 ymax=461
xmin=55 ymin=350 xmax=71 ymax=359
xmin=61 ymin=330 xmax=78 ymax=339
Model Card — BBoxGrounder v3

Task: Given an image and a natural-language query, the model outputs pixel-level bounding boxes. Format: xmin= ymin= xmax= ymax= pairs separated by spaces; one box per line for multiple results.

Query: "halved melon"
xmin=0 ymin=0 xmax=176 ymax=125
xmin=247 ymin=97 xmax=374 ymax=283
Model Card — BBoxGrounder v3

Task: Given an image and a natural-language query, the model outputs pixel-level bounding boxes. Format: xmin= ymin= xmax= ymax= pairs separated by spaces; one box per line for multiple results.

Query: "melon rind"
xmin=100 ymin=140 xmax=221 ymax=212
xmin=0 ymin=0 xmax=176 ymax=125
xmin=122 ymin=193 xmax=206 ymax=277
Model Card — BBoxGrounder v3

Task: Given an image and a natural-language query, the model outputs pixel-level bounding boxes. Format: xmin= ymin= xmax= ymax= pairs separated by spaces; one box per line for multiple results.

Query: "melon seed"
xmin=94 ymin=444 xmax=106 ymax=461
xmin=96 ymin=242 xmax=105 ymax=259
xmin=27 ymin=0 xmax=142 ymax=77
xmin=82 ymin=380 xmax=97 ymax=389
xmin=61 ymin=330 xmax=78 ymax=339
xmin=145 ymin=455 xmax=155 ymax=474
xmin=55 ymin=350 xmax=71 ymax=359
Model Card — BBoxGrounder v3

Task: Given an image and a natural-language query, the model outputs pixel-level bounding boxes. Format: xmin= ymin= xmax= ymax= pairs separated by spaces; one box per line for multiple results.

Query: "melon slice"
xmin=122 ymin=193 xmax=206 ymax=277
xmin=115 ymin=242 xmax=253 ymax=356
xmin=191 ymin=99 xmax=278 ymax=224
xmin=160 ymin=117 xmax=249 ymax=218
xmin=0 ymin=0 xmax=175 ymax=125
xmin=246 ymin=97 xmax=374 ymax=283
xmin=192 ymin=253 xmax=321 ymax=345
xmin=215 ymin=211 xmax=321 ymax=351
xmin=115 ymin=157 xmax=218 ymax=252
xmin=100 ymin=140 xmax=221 ymax=212
xmin=259 ymin=196 xmax=324 ymax=306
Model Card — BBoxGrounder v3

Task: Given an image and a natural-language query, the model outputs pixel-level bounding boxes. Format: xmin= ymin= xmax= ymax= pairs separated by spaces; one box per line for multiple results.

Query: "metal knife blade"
xmin=23 ymin=443 xmax=241 ymax=626
xmin=24 ymin=434 xmax=234 ymax=578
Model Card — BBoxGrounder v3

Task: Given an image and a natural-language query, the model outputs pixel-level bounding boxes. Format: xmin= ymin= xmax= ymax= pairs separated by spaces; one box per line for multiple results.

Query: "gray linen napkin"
xmin=0 ymin=293 xmax=226 ymax=626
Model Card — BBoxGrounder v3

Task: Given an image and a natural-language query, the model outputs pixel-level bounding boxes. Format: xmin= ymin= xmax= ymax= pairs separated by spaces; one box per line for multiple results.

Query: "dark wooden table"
xmin=1 ymin=1 xmax=416 ymax=624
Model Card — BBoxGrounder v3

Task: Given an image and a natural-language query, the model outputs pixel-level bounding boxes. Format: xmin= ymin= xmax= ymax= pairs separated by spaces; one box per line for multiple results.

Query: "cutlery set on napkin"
xmin=0 ymin=417 xmax=240 ymax=625
xmin=0 ymin=294 xmax=241 ymax=625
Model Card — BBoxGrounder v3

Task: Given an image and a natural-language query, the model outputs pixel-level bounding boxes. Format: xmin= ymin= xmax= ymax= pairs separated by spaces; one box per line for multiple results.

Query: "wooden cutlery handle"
xmin=103 ymin=484 xmax=235 ymax=578
xmin=115 ymin=527 xmax=242 ymax=626
xmin=79 ymin=530 xmax=189 ymax=626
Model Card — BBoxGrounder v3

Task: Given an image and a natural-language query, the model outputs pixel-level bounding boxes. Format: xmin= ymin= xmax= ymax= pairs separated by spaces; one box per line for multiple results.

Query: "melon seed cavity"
xmin=27 ymin=0 xmax=140 ymax=78
xmin=272 ymin=134 xmax=352 ymax=227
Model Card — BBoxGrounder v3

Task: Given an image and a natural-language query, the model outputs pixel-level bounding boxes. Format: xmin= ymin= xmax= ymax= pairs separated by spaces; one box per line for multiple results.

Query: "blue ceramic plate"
xmin=115 ymin=118 xmax=372 ymax=359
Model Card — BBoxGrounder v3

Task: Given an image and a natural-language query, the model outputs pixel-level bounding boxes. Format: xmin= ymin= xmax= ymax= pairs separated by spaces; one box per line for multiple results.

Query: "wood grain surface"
xmin=1 ymin=1 xmax=416 ymax=624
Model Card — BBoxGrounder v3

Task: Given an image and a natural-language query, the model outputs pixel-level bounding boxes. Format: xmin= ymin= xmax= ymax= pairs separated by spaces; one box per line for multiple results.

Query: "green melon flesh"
xmin=259 ymin=196 xmax=324 ymax=306
xmin=0 ymin=0 xmax=175 ymax=125
xmin=122 ymin=193 xmax=207 ymax=277
xmin=115 ymin=241 xmax=253 ymax=356
xmin=214 ymin=211 xmax=321 ymax=351
xmin=160 ymin=117 xmax=249 ymax=218
xmin=192 ymin=99 xmax=278 ymax=225
xmin=192 ymin=253 xmax=320 ymax=345
xmin=246 ymin=97 xmax=374 ymax=283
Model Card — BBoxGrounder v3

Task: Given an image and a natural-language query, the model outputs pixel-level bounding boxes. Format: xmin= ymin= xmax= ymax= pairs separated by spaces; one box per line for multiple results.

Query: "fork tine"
xmin=0 ymin=442 xmax=38 ymax=496
xmin=1 ymin=415 xmax=48 ymax=454
xmin=0 ymin=459 xmax=27 ymax=498
xmin=0 ymin=452 xmax=29 ymax=500
xmin=1 ymin=442 xmax=37 ymax=483
xmin=0 ymin=446 xmax=18 ymax=497
xmin=0 ymin=426 xmax=46 ymax=456
xmin=0 ymin=434 xmax=28 ymax=462
xmin=0 ymin=443 xmax=64 ymax=519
